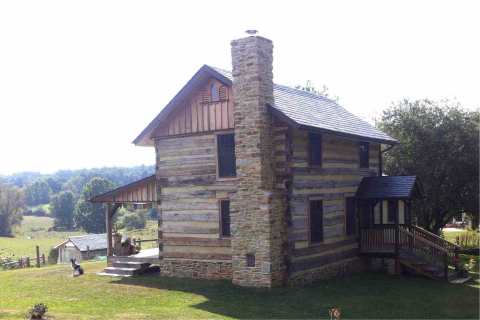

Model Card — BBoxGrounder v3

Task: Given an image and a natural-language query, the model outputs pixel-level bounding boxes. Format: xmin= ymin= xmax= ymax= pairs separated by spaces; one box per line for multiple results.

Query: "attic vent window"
xmin=210 ymin=83 xmax=219 ymax=101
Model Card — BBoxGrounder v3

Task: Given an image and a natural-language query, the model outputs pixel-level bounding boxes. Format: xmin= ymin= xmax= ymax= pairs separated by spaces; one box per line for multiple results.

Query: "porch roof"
xmin=355 ymin=176 xmax=423 ymax=200
xmin=90 ymin=175 xmax=158 ymax=204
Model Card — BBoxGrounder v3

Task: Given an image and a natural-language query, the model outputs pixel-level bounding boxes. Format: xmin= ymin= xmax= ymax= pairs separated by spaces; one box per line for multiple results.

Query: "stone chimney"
xmin=230 ymin=35 xmax=287 ymax=287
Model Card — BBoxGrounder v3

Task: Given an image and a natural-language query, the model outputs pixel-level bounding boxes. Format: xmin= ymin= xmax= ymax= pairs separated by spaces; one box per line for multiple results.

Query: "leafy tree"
xmin=378 ymin=99 xmax=479 ymax=233
xmin=0 ymin=184 xmax=24 ymax=236
xmin=24 ymin=180 xmax=51 ymax=206
xmin=74 ymin=177 xmax=114 ymax=233
xmin=295 ymin=80 xmax=339 ymax=102
xmin=117 ymin=209 xmax=147 ymax=231
xmin=50 ymin=191 xmax=75 ymax=230
xmin=45 ymin=177 xmax=62 ymax=194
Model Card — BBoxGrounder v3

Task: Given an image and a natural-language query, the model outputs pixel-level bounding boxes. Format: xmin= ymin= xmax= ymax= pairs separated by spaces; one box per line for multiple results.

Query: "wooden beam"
xmin=106 ymin=204 xmax=113 ymax=257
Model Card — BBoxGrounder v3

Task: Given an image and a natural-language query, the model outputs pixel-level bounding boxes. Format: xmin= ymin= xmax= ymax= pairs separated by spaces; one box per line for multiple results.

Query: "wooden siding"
xmin=91 ymin=175 xmax=157 ymax=204
xmin=156 ymin=133 xmax=235 ymax=260
xmin=287 ymin=129 xmax=380 ymax=276
xmin=154 ymin=79 xmax=234 ymax=138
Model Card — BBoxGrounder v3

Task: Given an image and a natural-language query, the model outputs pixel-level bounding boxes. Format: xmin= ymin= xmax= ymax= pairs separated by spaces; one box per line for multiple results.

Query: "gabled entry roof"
xmin=90 ymin=175 xmax=157 ymax=204
xmin=355 ymin=176 xmax=423 ymax=199
xmin=134 ymin=65 xmax=398 ymax=146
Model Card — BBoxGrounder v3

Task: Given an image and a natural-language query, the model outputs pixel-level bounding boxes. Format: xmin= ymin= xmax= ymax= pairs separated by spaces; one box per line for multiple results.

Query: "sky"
xmin=0 ymin=0 xmax=478 ymax=175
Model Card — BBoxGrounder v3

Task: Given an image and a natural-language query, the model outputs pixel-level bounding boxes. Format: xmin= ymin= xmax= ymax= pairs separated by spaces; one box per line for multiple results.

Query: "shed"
xmin=54 ymin=234 xmax=107 ymax=264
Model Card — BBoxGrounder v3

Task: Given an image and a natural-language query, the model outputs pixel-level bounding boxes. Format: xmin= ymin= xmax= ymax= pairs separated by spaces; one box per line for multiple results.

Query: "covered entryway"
xmin=90 ymin=175 xmax=162 ymax=276
xmin=355 ymin=176 xmax=460 ymax=281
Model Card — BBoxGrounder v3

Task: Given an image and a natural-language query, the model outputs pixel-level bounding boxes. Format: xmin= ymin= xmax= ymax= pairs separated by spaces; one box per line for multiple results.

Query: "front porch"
xmin=90 ymin=175 xmax=162 ymax=275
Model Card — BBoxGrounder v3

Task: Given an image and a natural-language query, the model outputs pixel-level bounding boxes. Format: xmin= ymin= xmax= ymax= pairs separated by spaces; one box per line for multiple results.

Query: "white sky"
xmin=1 ymin=0 xmax=479 ymax=175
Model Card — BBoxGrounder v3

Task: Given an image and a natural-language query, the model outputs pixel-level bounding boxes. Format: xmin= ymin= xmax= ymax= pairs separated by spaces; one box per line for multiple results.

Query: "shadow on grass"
xmin=111 ymin=272 xmax=479 ymax=319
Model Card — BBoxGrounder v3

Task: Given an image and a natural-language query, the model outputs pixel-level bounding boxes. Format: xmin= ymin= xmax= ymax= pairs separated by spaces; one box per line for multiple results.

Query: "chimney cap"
xmin=245 ymin=29 xmax=258 ymax=36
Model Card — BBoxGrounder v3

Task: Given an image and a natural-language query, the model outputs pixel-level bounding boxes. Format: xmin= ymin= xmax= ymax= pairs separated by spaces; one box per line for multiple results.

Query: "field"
xmin=0 ymin=261 xmax=478 ymax=319
xmin=0 ymin=216 xmax=157 ymax=260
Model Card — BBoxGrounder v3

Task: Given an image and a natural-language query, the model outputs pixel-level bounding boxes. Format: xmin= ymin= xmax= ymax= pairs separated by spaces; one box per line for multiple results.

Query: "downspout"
xmin=379 ymin=144 xmax=395 ymax=176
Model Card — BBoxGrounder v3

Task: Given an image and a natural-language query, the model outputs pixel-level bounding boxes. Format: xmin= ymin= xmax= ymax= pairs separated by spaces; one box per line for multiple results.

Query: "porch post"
xmin=106 ymin=203 xmax=113 ymax=257
xmin=394 ymin=200 xmax=400 ymax=274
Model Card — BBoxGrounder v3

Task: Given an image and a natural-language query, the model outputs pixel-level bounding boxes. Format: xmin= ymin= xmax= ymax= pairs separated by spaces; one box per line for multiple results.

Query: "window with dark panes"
xmin=217 ymin=133 xmax=236 ymax=177
xmin=220 ymin=200 xmax=231 ymax=237
xmin=309 ymin=132 xmax=322 ymax=166
xmin=309 ymin=200 xmax=323 ymax=243
xmin=359 ymin=142 xmax=369 ymax=168
xmin=246 ymin=254 xmax=255 ymax=267
xmin=388 ymin=200 xmax=397 ymax=224
xmin=345 ymin=197 xmax=356 ymax=235
xmin=210 ymin=83 xmax=219 ymax=101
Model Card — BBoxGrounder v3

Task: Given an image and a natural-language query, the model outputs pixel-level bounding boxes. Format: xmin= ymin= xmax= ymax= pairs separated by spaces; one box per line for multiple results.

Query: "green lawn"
xmin=0 ymin=216 xmax=158 ymax=260
xmin=0 ymin=262 xmax=478 ymax=319
xmin=0 ymin=216 xmax=82 ymax=259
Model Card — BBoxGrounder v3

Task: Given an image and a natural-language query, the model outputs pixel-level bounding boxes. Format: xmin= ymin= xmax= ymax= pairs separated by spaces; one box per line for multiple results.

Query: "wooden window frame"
xmin=218 ymin=199 xmax=231 ymax=239
xmin=307 ymin=197 xmax=324 ymax=246
xmin=359 ymin=141 xmax=370 ymax=169
xmin=215 ymin=131 xmax=237 ymax=180
xmin=308 ymin=132 xmax=322 ymax=168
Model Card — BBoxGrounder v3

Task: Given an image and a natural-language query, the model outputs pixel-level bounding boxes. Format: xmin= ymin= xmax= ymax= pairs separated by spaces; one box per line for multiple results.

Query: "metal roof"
xmin=134 ymin=65 xmax=398 ymax=146
xmin=65 ymin=234 xmax=107 ymax=252
xmin=355 ymin=176 xmax=422 ymax=199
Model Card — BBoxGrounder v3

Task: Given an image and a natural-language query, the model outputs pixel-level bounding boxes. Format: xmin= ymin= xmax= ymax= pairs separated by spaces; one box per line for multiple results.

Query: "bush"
xmin=47 ymin=248 xmax=58 ymax=264
xmin=456 ymin=231 xmax=480 ymax=249
xmin=117 ymin=210 xmax=147 ymax=231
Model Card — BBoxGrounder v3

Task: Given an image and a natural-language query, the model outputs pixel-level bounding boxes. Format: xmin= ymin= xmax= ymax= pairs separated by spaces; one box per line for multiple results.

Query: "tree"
xmin=295 ymin=80 xmax=339 ymax=102
xmin=0 ymin=184 xmax=24 ymax=236
xmin=24 ymin=180 xmax=51 ymax=206
xmin=378 ymin=99 xmax=479 ymax=233
xmin=50 ymin=191 xmax=75 ymax=230
xmin=74 ymin=177 xmax=114 ymax=233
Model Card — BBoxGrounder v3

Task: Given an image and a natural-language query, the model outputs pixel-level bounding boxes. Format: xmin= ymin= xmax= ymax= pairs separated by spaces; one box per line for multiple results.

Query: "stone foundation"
xmin=160 ymin=259 xmax=232 ymax=280
xmin=288 ymin=257 xmax=367 ymax=286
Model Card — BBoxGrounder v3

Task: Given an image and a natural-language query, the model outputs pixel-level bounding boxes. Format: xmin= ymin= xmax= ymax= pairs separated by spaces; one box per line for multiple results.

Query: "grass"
xmin=0 ymin=216 xmax=82 ymax=259
xmin=0 ymin=216 xmax=158 ymax=260
xmin=0 ymin=262 xmax=478 ymax=319
xmin=27 ymin=203 xmax=51 ymax=215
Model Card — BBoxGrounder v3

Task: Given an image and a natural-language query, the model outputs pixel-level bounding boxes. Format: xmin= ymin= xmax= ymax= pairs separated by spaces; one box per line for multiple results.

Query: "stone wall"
xmin=161 ymin=259 xmax=232 ymax=280
xmin=230 ymin=36 xmax=288 ymax=287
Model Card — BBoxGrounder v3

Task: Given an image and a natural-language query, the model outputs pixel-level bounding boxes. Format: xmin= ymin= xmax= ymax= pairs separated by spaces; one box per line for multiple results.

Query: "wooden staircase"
xmin=361 ymin=225 xmax=465 ymax=282
xmin=98 ymin=256 xmax=151 ymax=277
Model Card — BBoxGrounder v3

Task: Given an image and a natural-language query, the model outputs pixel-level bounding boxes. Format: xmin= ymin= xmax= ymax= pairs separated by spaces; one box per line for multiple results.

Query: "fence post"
xmin=26 ymin=257 xmax=30 ymax=268
xmin=41 ymin=253 xmax=45 ymax=265
xmin=444 ymin=252 xmax=449 ymax=281
xmin=36 ymin=246 xmax=40 ymax=268
xmin=87 ymin=246 xmax=90 ymax=260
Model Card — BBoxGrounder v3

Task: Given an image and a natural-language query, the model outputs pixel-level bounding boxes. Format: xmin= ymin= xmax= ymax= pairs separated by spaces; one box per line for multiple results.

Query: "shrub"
xmin=456 ymin=231 xmax=480 ymax=249
xmin=47 ymin=248 xmax=58 ymax=264
xmin=117 ymin=210 xmax=146 ymax=231
xmin=25 ymin=303 xmax=48 ymax=319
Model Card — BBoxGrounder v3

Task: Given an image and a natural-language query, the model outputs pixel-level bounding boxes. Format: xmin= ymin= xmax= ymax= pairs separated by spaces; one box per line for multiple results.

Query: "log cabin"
xmin=91 ymin=34 xmax=460 ymax=287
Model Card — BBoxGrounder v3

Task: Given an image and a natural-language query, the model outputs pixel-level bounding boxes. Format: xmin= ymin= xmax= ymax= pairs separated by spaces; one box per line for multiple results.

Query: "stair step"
xmin=97 ymin=272 xmax=131 ymax=277
xmin=112 ymin=262 xmax=150 ymax=269
xmin=103 ymin=267 xmax=138 ymax=276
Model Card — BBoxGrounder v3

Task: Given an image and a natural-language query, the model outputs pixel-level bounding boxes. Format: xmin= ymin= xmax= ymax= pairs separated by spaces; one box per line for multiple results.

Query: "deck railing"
xmin=361 ymin=224 xmax=460 ymax=279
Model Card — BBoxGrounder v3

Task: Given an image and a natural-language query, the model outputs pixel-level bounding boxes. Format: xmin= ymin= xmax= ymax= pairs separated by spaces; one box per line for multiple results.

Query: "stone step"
xmin=97 ymin=272 xmax=132 ymax=277
xmin=103 ymin=266 xmax=139 ymax=276
xmin=112 ymin=261 xmax=150 ymax=269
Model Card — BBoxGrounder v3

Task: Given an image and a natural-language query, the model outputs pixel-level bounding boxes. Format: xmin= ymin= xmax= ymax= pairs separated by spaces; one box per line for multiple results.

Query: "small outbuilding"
xmin=54 ymin=234 xmax=107 ymax=264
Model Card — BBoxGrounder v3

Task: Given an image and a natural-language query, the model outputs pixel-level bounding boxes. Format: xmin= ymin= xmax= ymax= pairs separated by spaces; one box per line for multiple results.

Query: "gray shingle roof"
xmin=134 ymin=65 xmax=397 ymax=146
xmin=68 ymin=234 xmax=107 ymax=252
xmin=355 ymin=176 xmax=421 ymax=199
xmin=210 ymin=66 xmax=397 ymax=144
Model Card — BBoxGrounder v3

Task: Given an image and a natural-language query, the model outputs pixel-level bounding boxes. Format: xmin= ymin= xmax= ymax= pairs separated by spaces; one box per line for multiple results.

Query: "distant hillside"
xmin=0 ymin=164 xmax=155 ymax=201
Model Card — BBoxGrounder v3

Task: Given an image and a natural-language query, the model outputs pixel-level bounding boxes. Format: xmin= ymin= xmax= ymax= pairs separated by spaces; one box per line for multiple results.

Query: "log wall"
xmin=155 ymin=133 xmax=236 ymax=266
xmin=286 ymin=128 xmax=380 ymax=281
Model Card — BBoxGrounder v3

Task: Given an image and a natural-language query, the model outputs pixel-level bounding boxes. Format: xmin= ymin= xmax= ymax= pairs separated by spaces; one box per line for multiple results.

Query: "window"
xmin=246 ymin=254 xmax=255 ymax=267
xmin=217 ymin=133 xmax=236 ymax=178
xmin=309 ymin=200 xmax=323 ymax=243
xmin=359 ymin=142 xmax=369 ymax=168
xmin=210 ymin=83 xmax=219 ymax=101
xmin=345 ymin=197 xmax=356 ymax=235
xmin=220 ymin=200 xmax=231 ymax=237
xmin=309 ymin=132 xmax=322 ymax=166
xmin=388 ymin=200 xmax=397 ymax=224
